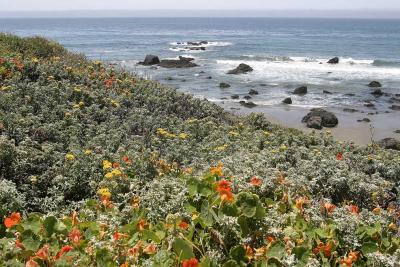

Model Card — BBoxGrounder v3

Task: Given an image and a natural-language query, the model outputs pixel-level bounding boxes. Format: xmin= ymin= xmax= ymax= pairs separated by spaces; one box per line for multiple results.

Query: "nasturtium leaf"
xmin=222 ymin=260 xmax=240 ymax=267
xmin=43 ymin=216 xmax=58 ymax=236
xmin=22 ymin=236 xmax=40 ymax=251
xmin=20 ymin=215 xmax=42 ymax=235
xmin=293 ymin=246 xmax=311 ymax=264
xmin=267 ymin=258 xmax=284 ymax=267
xmin=172 ymin=238 xmax=195 ymax=260
xmin=236 ymin=192 xmax=258 ymax=218
xmin=143 ymin=229 xmax=161 ymax=243
xmin=266 ymin=242 xmax=285 ymax=259
xmin=229 ymin=245 xmax=247 ymax=263
xmin=238 ymin=216 xmax=250 ymax=237
xmin=361 ymin=241 xmax=379 ymax=255
xmin=255 ymin=202 xmax=266 ymax=219
xmin=221 ymin=202 xmax=239 ymax=217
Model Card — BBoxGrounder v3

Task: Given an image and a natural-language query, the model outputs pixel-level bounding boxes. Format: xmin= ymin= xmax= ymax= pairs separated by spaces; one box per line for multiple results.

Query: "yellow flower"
xmin=214 ymin=144 xmax=228 ymax=151
xmin=32 ymin=57 xmax=39 ymax=63
xmin=64 ymin=112 xmax=71 ymax=117
xmin=84 ymin=150 xmax=92 ymax=155
xmin=210 ymin=162 xmax=224 ymax=176
xmin=65 ymin=153 xmax=75 ymax=161
xmin=47 ymin=76 xmax=54 ymax=81
xmin=73 ymin=87 xmax=82 ymax=93
xmin=72 ymin=104 xmax=80 ymax=109
xmin=0 ymin=86 xmax=11 ymax=91
xmin=111 ymin=169 xmax=123 ymax=177
xmin=97 ymin=188 xmax=111 ymax=198
xmin=104 ymin=172 xmax=114 ymax=179
xmin=228 ymin=131 xmax=239 ymax=137
xmin=179 ymin=133 xmax=188 ymax=139
xmin=280 ymin=145 xmax=288 ymax=151
xmin=187 ymin=118 xmax=198 ymax=123
xmin=264 ymin=131 xmax=270 ymax=137
xmin=78 ymin=101 xmax=85 ymax=108
xmin=30 ymin=176 xmax=38 ymax=183
xmin=103 ymin=160 xmax=112 ymax=170
xmin=111 ymin=99 xmax=120 ymax=107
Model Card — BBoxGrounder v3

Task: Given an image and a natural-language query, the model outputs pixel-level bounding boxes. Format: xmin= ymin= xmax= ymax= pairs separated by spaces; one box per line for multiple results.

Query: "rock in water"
xmin=159 ymin=57 xmax=198 ymax=68
xmin=179 ymin=56 xmax=195 ymax=62
xmin=327 ymin=57 xmax=339 ymax=64
xmin=323 ymin=90 xmax=333 ymax=94
xmin=219 ymin=82 xmax=231 ymax=88
xmin=371 ymin=89 xmax=383 ymax=96
xmin=378 ymin=138 xmax=400 ymax=150
xmin=140 ymin=55 xmax=160 ymax=65
xmin=343 ymin=108 xmax=358 ymax=113
xmin=394 ymin=130 xmax=400 ymax=134
xmin=231 ymin=94 xmax=239 ymax=99
xmin=239 ymin=101 xmax=257 ymax=108
xmin=368 ymin=81 xmax=382 ymax=88
xmin=293 ymin=86 xmax=308 ymax=95
xmin=282 ymin=97 xmax=292 ymax=104
xmin=306 ymin=116 xmax=323 ymax=130
xmin=249 ymin=89 xmax=259 ymax=95
xmin=227 ymin=64 xmax=253 ymax=74
xmin=302 ymin=108 xmax=338 ymax=128
xmin=390 ymin=105 xmax=400 ymax=111
xmin=357 ymin=118 xmax=371 ymax=123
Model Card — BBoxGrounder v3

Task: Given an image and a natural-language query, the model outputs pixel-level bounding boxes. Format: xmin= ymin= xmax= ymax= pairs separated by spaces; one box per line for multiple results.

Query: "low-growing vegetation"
xmin=0 ymin=34 xmax=399 ymax=266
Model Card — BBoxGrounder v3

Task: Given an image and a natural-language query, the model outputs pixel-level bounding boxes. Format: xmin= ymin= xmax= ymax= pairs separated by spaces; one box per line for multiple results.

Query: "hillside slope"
xmin=0 ymin=34 xmax=399 ymax=266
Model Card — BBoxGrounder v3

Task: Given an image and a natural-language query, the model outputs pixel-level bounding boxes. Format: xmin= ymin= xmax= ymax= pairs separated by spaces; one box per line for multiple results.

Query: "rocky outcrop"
xmin=239 ymin=101 xmax=257 ymax=108
xmin=390 ymin=105 xmax=400 ymax=110
xmin=306 ymin=116 xmax=323 ymax=129
xmin=139 ymin=55 xmax=160 ymax=66
xmin=327 ymin=57 xmax=339 ymax=64
xmin=159 ymin=58 xmax=198 ymax=68
xmin=323 ymin=90 xmax=332 ymax=94
xmin=293 ymin=86 xmax=308 ymax=95
xmin=231 ymin=95 xmax=239 ymax=99
xmin=249 ymin=89 xmax=259 ymax=95
xmin=179 ymin=56 xmax=194 ymax=62
xmin=368 ymin=81 xmax=382 ymax=88
xmin=227 ymin=64 xmax=253 ymax=74
xmin=302 ymin=108 xmax=338 ymax=128
xmin=378 ymin=138 xmax=400 ymax=150
xmin=282 ymin=97 xmax=292 ymax=104
xmin=219 ymin=82 xmax=231 ymax=88
xmin=371 ymin=89 xmax=383 ymax=96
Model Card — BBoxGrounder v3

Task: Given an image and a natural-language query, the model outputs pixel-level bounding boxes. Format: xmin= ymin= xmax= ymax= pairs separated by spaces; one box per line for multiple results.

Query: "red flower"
xmin=4 ymin=212 xmax=21 ymax=228
xmin=182 ymin=258 xmax=199 ymax=267
xmin=178 ymin=221 xmax=189 ymax=230
xmin=68 ymin=229 xmax=82 ymax=245
xmin=55 ymin=245 xmax=73 ymax=260
xmin=112 ymin=162 xmax=120 ymax=168
xmin=347 ymin=205 xmax=359 ymax=214
xmin=25 ymin=258 xmax=39 ymax=267
xmin=336 ymin=153 xmax=343 ymax=161
xmin=314 ymin=242 xmax=333 ymax=258
xmin=249 ymin=176 xmax=262 ymax=187
xmin=113 ymin=231 xmax=129 ymax=241
xmin=216 ymin=180 xmax=234 ymax=202
xmin=105 ymin=78 xmax=114 ymax=88
xmin=122 ymin=155 xmax=132 ymax=165
xmin=35 ymin=244 xmax=50 ymax=260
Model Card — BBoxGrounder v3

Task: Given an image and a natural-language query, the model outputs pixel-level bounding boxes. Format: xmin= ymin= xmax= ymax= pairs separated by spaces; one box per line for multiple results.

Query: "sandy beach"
xmin=218 ymin=102 xmax=400 ymax=145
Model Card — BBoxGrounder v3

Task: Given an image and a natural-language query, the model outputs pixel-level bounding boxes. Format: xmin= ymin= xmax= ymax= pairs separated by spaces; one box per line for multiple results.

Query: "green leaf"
xmin=361 ymin=241 xmax=379 ymax=255
xmin=255 ymin=202 xmax=266 ymax=219
xmin=222 ymin=260 xmax=240 ymax=267
xmin=267 ymin=258 xmax=284 ymax=267
xmin=229 ymin=245 xmax=247 ymax=263
xmin=293 ymin=246 xmax=310 ymax=265
xmin=221 ymin=202 xmax=239 ymax=217
xmin=43 ymin=216 xmax=58 ymax=236
xmin=21 ymin=236 xmax=40 ymax=251
xmin=267 ymin=242 xmax=285 ymax=259
xmin=236 ymin=192 xmax=259 ymax=218
xmin=172 ymin=238 xmax=195 ymax=260
xmin=238 ymin=216 xmax=250 ymax=237
xmin=142 ymin=229 xmax=161 ymax=244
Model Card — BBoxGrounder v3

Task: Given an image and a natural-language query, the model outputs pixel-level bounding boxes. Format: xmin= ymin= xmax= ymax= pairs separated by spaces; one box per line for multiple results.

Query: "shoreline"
xmin=217 ymin=101 xmax=399 ymax=145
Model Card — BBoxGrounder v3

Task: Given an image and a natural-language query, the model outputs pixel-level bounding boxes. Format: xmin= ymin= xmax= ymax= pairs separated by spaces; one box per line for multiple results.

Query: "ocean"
xmin=1 ymin=17 xmax=400 ymax=114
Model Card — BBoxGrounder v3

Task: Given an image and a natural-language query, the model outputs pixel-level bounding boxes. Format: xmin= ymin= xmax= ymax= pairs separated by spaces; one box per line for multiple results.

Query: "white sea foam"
xmin=170 ymin=41 xmax=232 ymax=47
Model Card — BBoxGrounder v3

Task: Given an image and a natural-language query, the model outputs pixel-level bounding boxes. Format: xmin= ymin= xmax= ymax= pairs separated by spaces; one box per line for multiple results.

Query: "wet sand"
xmin=218 ymin=102 xmax=400 ymax=145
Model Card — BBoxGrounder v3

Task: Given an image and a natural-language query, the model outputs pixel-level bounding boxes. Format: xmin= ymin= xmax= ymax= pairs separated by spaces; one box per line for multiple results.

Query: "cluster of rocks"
xmin=302 ymin=108 xmax=339 ymax=130
xmin=139 ymin=55 xmax=198 ymax=69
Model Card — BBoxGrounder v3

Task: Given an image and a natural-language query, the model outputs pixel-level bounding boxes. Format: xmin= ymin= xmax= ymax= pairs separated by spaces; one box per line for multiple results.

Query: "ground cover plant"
xmin=0 ymin=34 xmax=399 ymax=266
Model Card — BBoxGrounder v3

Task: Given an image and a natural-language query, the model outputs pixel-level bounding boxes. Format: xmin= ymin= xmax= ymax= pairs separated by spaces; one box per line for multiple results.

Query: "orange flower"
xmin=105 ymin=78 xmax=114 ymax=88
xmin=4 ymin=212 xmax=21 ymax=228
xmin=245 ymin=245 xmax=254 ymax=260
xmin=113 ymin=232 xmax=129 ymax=241
xmin=137 ymin=219 xmax=146 ymax=231
xmin=347 ymin=205 xmax=359 ymax=214
xmin=295 ymin=197 xmax=308 ymax=211
xmin=324 ymin=202 xmax=336 ymax=214
xmin=314 ymin=242 xmax=333 ymax=258
xmin=71 ymin=210 xmax=79 ymax=226
xmin=182 ymin=258 xmax=199 ymax=267
xmin=122 ymin=155 xmax=132 ymax=165
xmin=210 ymin=162 xmax=224 ymax=177
xmin=100 ymin=195 xmax=113 ymax=208
xmin=215 ymin=180 xmax=234 ymax=202
xmin=68 ymin=229 xmax=82 ymax=245
xmin=55 ymin=245 xmax=73 ymax=260
xmin=249 ymin=176 xmax=262 ymax=187
xmin=26 ymin=258 xmax=39 ymax=267
xmin=266 ymin=235 xmax=276 ymax=243
xmin=340 ymin=251 xmax=359 ymax=267
xmin=178 ymin=221 xmax=189 ymax=230
xmin=16 ymin=238 xmax=25 ymax=250
xmin=129 ymin=240 xmax=144 ymax=256
xmin=35 ymin=244 xmax=50 ymax=260
xmin=112 ymin=162 xmax=120 ymax=168
xmin=143 ymin=243 xmax=157 ymax=255
xmin=336 ymin=153 xmax=343 ymax=161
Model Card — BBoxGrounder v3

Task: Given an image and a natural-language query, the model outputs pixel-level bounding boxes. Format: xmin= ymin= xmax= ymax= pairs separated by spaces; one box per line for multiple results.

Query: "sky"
xmin=2 ymin=0 xmax=400 ymax=11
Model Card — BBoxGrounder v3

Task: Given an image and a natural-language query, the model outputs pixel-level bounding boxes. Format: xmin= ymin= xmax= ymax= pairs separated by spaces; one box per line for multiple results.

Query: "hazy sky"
xmin=2 ymin=0 xmax=400 ymax=11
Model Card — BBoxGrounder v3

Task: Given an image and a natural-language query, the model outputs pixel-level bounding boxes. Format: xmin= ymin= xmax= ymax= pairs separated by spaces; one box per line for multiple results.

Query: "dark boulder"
xmin=394 ymin=130 xmax=400 ymax=134
xmin=227 ymin=63 xmax=253 ymax=74
xmin=282 ymin=97 xmax=292 ymax=104
xmin=302 ymin=108 xmax=338 ymax=128
xmin=139 ymin=55 xmax=160 ymax=66
xmin=306 ymin=116 xmax=323 ymax=130
xmin=244 ymin=96 xmax=252 ymax=100
xmin=378 ymin=138 xmax=400 ymax=150
xmin=159 ymin=57 xmax=198 ymax=68
xmin=186 ymin=46 xmax=206 ymax=51
xmin=323 ymin=90 xmax=333 ymax=94
xmin=219 ymin=82 xmax=231 ymax=88
xmin=249 ymin=89 xmax=259 ymax=95
xmin=231 ymin=94 xmax=240 ymax=99
xmin=390 ymin=105 xmax=400 ymax=111
xmin=327 ymin=57 xmax=339 ymax=64
xmin=343 ymin=108 xmax=358 ymax=113
xmin=345 ymin=93 xmax=356 ymax=96
xmin=239 ymin=101 xmax=257 ymax=108
xmin=357 ymin=118 xmax=371 ymax=123
xmin=364 ymin=102 xmax=375 ymax=108
xmin=293 ymin=86 xmax=308 ymax=95
xmin=368 ymin=81 xmax=382 ymax=88
xmin=371 ymin=89 xmax=383 ymax=96
xmin=179 ymin=56 xmax=194 ymax=62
